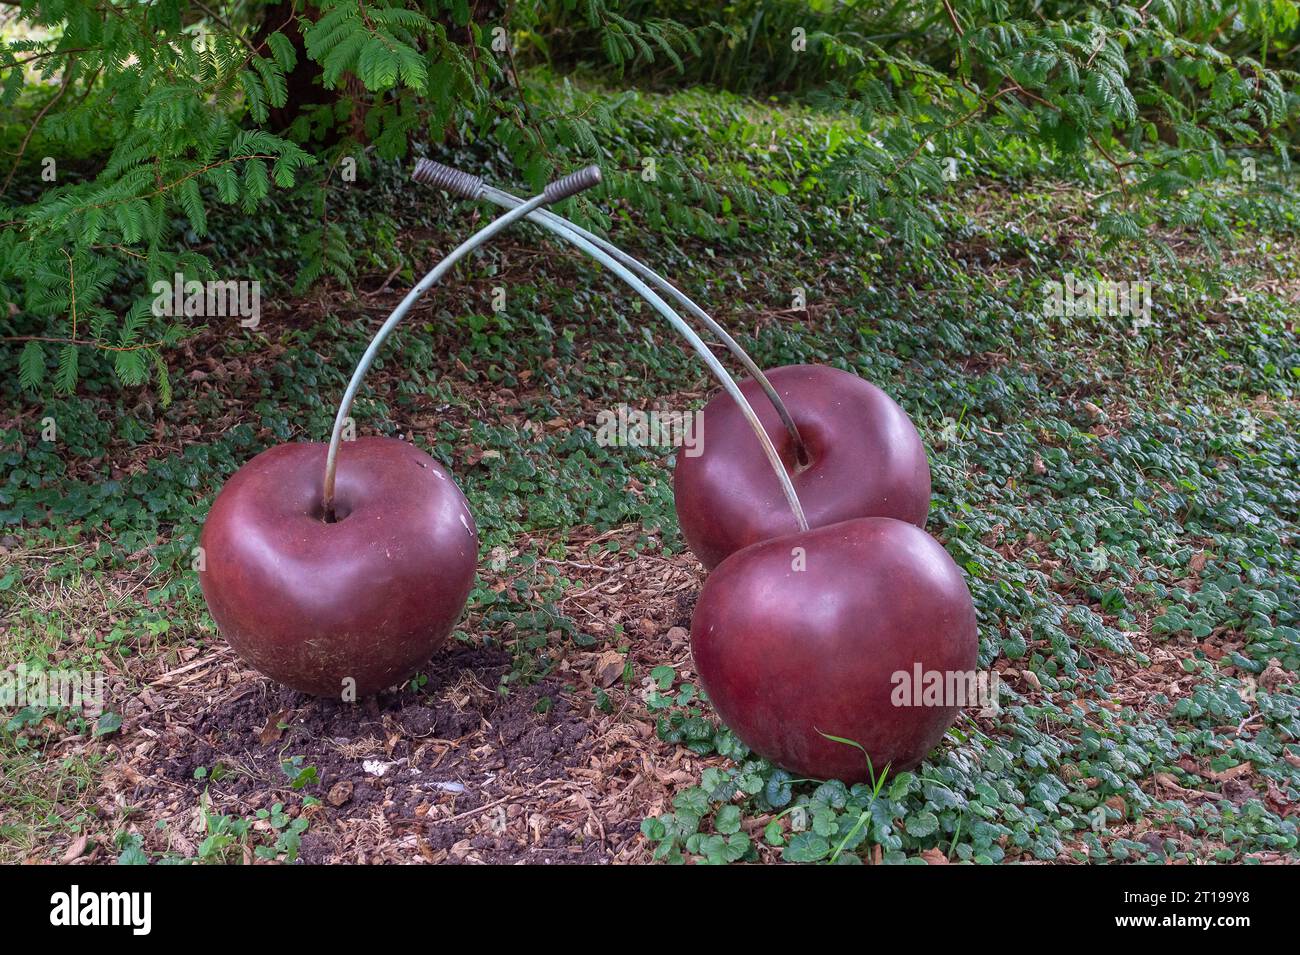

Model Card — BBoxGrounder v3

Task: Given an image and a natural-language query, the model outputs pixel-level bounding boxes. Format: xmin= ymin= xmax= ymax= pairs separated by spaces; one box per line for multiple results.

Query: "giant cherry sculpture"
xmin=200 ymin=437 xmax=477 ymax=697
xmin=199 ymin=168 xmax=604 ymax=697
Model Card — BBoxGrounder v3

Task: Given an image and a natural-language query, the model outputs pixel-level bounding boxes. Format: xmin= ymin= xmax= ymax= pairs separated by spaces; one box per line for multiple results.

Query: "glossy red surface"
xmin=673 ymin=364 xmax=931 ymax=570
xmin=690 ymin=517 xmax=978 ymax=781
xmin=199 ymin=437 xmax=477 ymax=697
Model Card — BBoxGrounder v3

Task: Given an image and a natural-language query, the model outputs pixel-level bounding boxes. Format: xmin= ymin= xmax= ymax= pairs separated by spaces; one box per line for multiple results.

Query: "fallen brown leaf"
xmin=258 ymin=708 xmax=293 ymax=746
xmin=62 ymin=834 xmax=88 ymax=863
xmin=1105 ymin=795 xmax=1127 ymax=820
xmin=594 ymin=650 xmax=625 ymax=688
xmin=1209 ymin=762 xmax=1253 ymax=783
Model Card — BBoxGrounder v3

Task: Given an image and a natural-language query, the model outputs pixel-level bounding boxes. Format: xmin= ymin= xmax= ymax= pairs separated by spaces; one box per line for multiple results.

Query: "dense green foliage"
xmin=2 ymin=1 xmax=1297 ymax=398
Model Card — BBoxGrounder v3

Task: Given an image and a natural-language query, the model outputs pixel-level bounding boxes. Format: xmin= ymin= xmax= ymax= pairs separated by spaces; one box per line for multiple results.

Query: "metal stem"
xmin=472 ymin=189 xmax=809 ymax=532
xmin=479 ymin=185 xmax=810 ymax=466
xmin=320 ymin=192 xmax=550 ymax=520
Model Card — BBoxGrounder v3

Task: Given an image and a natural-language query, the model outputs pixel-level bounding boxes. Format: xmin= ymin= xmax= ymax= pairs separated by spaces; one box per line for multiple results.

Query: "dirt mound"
xmin=149 ymin=645 xmax=634 ymax=863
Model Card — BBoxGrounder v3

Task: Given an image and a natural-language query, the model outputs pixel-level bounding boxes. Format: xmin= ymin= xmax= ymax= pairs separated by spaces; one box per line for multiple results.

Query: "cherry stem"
xmin=321 ymin=192 xmax=551 ymax=521
xmin=322 ymin=166 xmax=603 ymax=520
xmin=471 ymin=183 xmax=810 ymax=532
xmin=511 ymin=200 xmax=810 ymax=465
xmin=476 ymin=184 xmax=812 ymax=469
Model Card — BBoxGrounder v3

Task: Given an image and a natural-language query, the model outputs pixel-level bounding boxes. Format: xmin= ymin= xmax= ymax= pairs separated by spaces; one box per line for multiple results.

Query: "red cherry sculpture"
xmin=199 ymin=437 xmax=478 ymax=697
xmin=690 ymin=516 xmax=977 ymax=781
xmin=674 ymin=364 xmax=931 ymax=570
